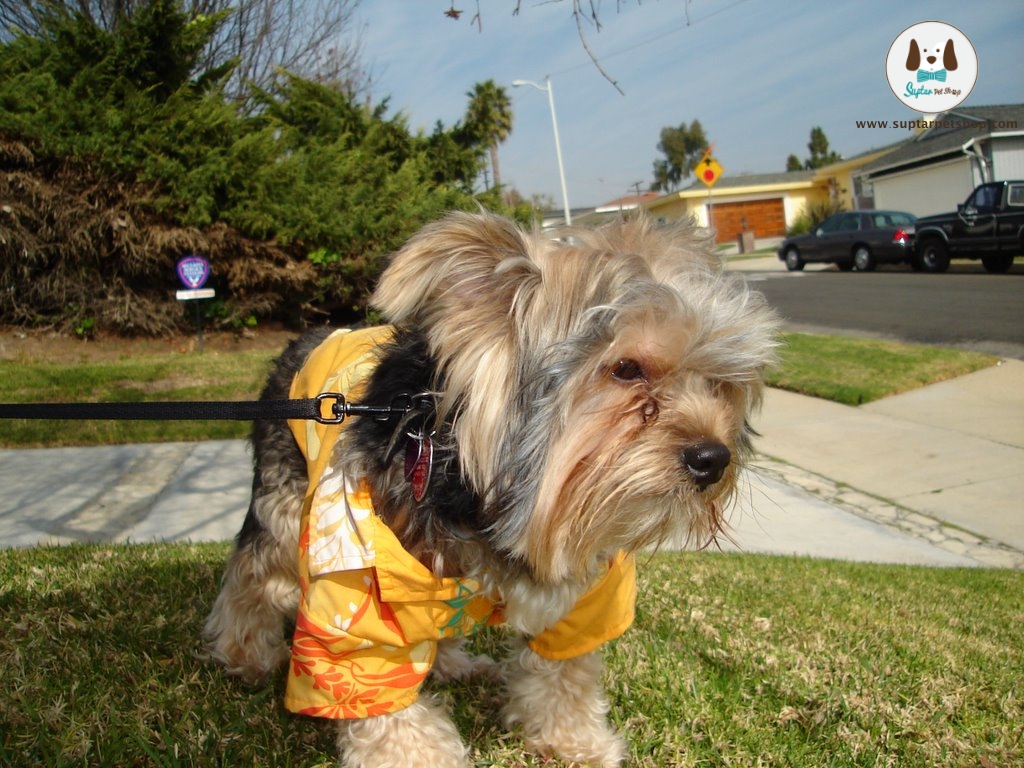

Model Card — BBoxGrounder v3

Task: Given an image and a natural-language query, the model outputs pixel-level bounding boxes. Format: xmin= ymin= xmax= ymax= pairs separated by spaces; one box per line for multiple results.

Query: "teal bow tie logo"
xmin=917 ymin=68 xmax=947 ymax=82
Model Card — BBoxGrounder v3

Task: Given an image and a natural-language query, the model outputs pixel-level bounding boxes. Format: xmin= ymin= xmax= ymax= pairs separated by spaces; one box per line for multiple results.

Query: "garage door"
xmin=709 ymin=199 xmax=785 ymax=243
xmin=871 ymin=157 xmax=974 ymax=217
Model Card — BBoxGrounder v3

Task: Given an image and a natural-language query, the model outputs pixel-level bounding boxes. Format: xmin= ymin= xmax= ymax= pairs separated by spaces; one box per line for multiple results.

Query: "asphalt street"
xmin=747 ymin=268 xmax=1024 ymax=360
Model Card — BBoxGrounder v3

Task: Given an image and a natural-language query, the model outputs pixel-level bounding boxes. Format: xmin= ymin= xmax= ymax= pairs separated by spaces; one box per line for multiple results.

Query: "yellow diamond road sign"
xmin=695 ymin=156 xmax=723 ymax=187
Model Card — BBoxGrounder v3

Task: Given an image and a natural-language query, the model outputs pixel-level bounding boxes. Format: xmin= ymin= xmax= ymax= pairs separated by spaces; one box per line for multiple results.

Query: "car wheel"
xmin=914 ymin=239 xmax=950 ymax=273
xmin=981 ymin=254 xmax=1013 ymax=273
xmin=853 ymin=245 xmax=875 ymax=271
xmin=784 ymin=248 xmax=804 ymax=271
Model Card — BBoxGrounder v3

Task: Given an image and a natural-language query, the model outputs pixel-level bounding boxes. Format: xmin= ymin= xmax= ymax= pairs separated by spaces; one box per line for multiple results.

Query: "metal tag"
xmin=404 ymin=433 xmax=433 ymax=503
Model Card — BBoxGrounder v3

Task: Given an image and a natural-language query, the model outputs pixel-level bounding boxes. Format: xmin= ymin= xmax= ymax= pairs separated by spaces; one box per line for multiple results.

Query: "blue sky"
xmin=356 ymin=1 xmax=1024 ymax=208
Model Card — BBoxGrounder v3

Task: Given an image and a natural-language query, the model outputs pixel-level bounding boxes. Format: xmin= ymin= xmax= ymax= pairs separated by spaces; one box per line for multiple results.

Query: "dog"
xmin=906 ymin=37 xmax=958 ymax=82
xmin=203 ymin=211 xmax=779 ymax=767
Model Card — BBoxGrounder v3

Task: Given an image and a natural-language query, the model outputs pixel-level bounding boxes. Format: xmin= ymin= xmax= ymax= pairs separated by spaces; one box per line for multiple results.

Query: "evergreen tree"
xmin=785 ymin=126 xmax=842 ymax=171
xmin=806 ymin=126 xmax=842 ymax=168
xmin=651 ymin=119 xmax=707 ymax=192
xmin=0 ymin=5 xmax=494 ymax=332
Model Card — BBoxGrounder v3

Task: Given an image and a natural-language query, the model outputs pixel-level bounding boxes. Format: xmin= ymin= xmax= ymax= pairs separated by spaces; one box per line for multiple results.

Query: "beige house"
xmin=641 ymin=148 xmax=896 ymax=245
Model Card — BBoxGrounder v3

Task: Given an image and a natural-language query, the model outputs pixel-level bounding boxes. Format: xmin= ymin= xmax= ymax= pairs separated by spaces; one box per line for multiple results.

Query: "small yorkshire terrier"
xmin=204 ymin=211 xmax=778 ymax=767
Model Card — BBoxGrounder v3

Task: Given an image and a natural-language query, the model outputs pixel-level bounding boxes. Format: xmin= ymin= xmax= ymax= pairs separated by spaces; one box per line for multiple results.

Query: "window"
xmin=1007 ymin=184 xmax=1024 ymax=207
xmin=817 ymin=214 xmax=842 ymax=233
xmin=839 ymin=213 xmax=861 ymax=231
xmin=968 ymin=184 xmax=999 ymax=211
xmin=890 ymin=212 xmax=915 ymax=226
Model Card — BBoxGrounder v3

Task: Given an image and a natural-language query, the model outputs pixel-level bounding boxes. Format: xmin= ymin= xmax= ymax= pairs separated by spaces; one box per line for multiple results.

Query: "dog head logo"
xmin=885 ymin=21 xmax=977 ymax=113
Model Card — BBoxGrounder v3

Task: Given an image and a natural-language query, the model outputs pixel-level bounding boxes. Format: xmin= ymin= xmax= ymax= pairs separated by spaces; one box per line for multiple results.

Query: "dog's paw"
xmin=508 ymin=707 xmax=627 ymax=768
xmin=528 ymin=724 xmax=627 ymax=768
xmin=338 ymin=697 xmax=469 ymax=768
xmin=503 ymin=647 xmax=627 ymax=766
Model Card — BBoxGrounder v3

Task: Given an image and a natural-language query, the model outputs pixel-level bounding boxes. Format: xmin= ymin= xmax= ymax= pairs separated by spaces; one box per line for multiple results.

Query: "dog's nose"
xmin=927 ymin=55 xmax=937 ymax=64
xmin=683 ymin=441 xmax=731 ymax=490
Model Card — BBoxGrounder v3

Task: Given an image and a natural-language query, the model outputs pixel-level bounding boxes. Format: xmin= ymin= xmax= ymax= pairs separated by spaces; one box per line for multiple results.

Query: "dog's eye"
xmin=611 ymin=359 xmax=647 ymax=382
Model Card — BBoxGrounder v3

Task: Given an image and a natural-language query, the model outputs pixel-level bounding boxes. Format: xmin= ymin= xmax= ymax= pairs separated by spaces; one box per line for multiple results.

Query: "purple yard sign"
xmin=176 ymin=255 xmax=210 ymax=289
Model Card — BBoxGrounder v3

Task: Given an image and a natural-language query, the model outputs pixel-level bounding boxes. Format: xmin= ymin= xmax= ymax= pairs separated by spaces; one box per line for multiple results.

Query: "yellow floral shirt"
xmin=282 ymin=326 xmax=637 ymax=720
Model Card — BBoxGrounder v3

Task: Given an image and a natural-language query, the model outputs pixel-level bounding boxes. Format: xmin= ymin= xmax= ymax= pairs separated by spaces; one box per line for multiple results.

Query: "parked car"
xmin=777 ymin=210 xmax=916 ymax=272
xmin=912 ymin=180 xmax=1024 ymax=273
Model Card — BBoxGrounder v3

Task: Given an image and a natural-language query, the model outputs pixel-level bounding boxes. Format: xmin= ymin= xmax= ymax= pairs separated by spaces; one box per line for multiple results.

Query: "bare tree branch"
xmin=571 ymin=0 xmax=624 ymax=95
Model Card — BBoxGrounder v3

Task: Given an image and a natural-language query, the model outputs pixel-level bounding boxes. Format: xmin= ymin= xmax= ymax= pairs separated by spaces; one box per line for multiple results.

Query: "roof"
xmin=679 ymin=170 xmax=815 ymax=191
xmin=594 ymin=191 xmax=658 ymax=213
xmin=858 ymin=103 xmax=1024 ymax=176
xmin=644 ymin=170 xmax=820 ymax=208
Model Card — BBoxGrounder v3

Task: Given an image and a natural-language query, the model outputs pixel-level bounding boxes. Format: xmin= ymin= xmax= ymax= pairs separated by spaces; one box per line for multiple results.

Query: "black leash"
xmin=0 ymin=393 xmax=432 ymax=424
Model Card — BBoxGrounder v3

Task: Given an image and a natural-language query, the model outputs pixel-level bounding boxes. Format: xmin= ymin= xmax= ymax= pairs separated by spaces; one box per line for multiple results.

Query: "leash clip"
xmin=314 ymin=393 xmax=348 ymax=424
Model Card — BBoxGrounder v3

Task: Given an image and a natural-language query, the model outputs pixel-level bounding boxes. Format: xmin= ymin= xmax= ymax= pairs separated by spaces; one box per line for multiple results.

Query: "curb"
xmin=753 ymin=455 xmax=1024 ymax=570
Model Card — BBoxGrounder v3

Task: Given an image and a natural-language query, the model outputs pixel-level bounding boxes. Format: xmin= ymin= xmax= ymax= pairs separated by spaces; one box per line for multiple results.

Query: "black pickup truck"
xmin=913 ymin=180 xmax=1024 ymax=273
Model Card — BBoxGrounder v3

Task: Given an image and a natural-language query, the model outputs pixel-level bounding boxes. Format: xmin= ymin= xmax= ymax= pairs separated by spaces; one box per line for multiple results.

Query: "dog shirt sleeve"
xmin=284 ymin=510 xmax=502 ymax=720
xmin=284 ymin=517 xmax=438 ymax=719
xmin=527 ymin=552 xmax=637 ymax=661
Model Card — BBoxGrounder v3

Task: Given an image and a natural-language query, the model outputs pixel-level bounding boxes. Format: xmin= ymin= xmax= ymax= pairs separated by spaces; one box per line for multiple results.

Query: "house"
xmin=592 ymin=191 xmax=660 ymax=216
xmin=644 ymin=171 xmax=819 ymax=244
xmin=853 ymin=104 xmax=1024 ymax=217
xmin=641 ymin=147 xmax=896 ymax=245
xmin=540 ymin=192 xmax=658 ymax=230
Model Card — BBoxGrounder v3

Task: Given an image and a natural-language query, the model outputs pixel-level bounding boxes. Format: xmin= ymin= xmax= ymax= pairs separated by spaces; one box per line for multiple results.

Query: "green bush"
xmin=785 ymin=198 xmax=845 ymax=237
xmin=0 ymin=1 xmax=516 ymax=332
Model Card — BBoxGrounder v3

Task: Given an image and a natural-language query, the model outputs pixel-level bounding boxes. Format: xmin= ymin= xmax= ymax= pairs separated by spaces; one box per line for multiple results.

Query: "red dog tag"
xmin=404 ymin=434 xmax=433 ymax=503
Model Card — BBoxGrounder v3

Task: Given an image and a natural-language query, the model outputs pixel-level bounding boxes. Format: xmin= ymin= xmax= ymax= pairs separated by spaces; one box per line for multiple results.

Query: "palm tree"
xmin=464 ymin=79 xmax=513 ymax=192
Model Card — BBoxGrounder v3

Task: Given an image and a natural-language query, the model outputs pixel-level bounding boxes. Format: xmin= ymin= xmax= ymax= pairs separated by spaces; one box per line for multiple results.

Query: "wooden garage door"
xmin=709 ymin=198 xmax=785 ymax=243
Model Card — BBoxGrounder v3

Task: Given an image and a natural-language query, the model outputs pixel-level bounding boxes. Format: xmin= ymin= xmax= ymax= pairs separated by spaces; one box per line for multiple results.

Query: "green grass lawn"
xmin=0 ymin=332 xmax=1000 ymax=447
xmin=765 ymin=333 xmax=997 ymax=406
xmin=0 ymin=544 xmax=1019 ymax=766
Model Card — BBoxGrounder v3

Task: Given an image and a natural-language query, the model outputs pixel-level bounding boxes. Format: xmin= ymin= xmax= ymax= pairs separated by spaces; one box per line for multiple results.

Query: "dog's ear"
xmin=943 ymin=39 xmax=958 ymax=70
xmin=372 ymin=212 xmax=543 ymax=494
xmin=372 ymin=211 xmax=537 ymax=327
xmin=906 ymin=39 xmax=920 ymax=70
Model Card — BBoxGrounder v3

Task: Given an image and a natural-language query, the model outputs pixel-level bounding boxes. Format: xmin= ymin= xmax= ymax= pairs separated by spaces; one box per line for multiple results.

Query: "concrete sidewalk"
xmin=2 ymin=359 xmax=1021 ymax=569
xmin=745 ymin=359 xmax=1024 ymax=569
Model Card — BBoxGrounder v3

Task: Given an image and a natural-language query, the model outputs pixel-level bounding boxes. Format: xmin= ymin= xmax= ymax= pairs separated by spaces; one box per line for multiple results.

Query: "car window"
xmin=968 ymin=184 xmax=999 ymax=211
xmin=839 ymin=213 xmax=861 ymax=231
xmin=890 ymin=212 xmax=915 ymax=226
xmin=872 ymin=214 xmax=888 ymax=228
xmin=1008 ymin=184 xmax=1024 ymax=207
xmin=817 ymin=215 xmax=842 ymax=233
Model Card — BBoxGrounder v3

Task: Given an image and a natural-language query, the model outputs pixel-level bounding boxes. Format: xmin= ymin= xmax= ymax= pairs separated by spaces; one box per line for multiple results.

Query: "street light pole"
xmin=512 ymin=76 xmax=571 ymax=226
